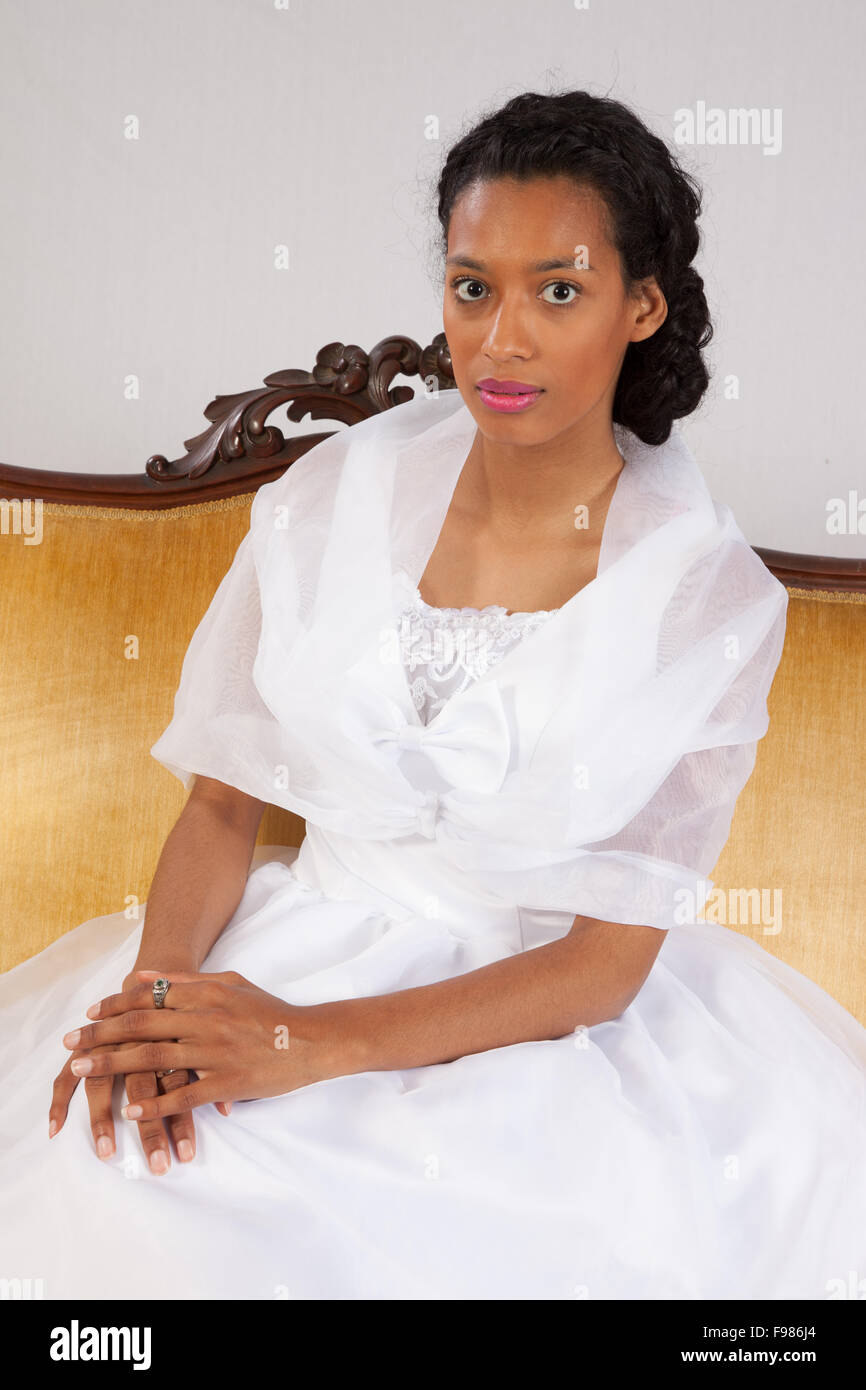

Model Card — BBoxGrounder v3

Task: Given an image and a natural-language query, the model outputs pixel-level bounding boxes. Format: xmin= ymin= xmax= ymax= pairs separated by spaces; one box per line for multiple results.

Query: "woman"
xmin=3 ymin=89 xmax=865 ymax=1300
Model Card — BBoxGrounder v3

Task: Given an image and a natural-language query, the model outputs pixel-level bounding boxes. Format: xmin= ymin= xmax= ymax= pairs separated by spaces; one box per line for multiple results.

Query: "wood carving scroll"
xmin=146 ymin=333 xmax=455 ymax=483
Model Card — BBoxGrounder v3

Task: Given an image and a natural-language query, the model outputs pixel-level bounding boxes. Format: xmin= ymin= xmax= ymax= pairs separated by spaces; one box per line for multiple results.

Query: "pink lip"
xmin=476 ymin=381 xmax=544 ymax=413
xmin=476 ymin=378 xmax=541 ymax=393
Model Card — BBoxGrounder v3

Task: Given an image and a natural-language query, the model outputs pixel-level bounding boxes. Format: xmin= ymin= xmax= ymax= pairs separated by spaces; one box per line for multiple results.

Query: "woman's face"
xmin=442 ymin=175 xmax=667 ymax=446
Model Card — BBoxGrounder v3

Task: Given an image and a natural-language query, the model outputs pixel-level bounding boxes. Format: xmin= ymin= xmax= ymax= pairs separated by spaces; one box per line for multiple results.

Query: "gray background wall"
xmin=1 ymin=0 xmax=863 ymax=555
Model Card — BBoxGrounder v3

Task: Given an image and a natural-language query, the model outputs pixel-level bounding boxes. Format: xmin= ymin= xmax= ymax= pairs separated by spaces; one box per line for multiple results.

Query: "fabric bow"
xmin=355 ymin=678 xmax=512 ymax=795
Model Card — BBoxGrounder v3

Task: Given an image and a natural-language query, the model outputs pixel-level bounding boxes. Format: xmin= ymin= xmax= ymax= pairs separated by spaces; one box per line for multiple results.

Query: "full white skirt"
xmin=2 ymin=846 xmax=865 ymax=1301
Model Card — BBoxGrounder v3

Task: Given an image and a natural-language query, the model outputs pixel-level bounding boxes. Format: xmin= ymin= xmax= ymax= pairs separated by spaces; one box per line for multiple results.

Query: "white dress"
xmin=1 ymin=581 xmax=865 ymax=1302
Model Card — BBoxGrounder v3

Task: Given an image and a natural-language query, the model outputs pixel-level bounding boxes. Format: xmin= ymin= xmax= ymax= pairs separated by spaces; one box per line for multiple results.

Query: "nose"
xmin=481 ymin=294 xmax=533 ymax=364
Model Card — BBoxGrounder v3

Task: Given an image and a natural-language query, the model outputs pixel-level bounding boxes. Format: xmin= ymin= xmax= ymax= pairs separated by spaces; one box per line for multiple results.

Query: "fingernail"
xmin=48 ymin=1120 xmax=58 ymax=1138
xmin=70 ymin=1058 xmax=92 ymax=1076
xmin=97 ymin=1135 xmax=113 ymax=1158
xmin=63 ymin=1029 xmax=81 ymax=1047
xmin=149 ymin=1150 xmax=168 ymax=1174
xmin=122 ymin=1104 xmax=142 ymax=1119
xmin=85 ymin=1004 xmax=100 ymax=1019
xmin=177 ymin=1139 xmax=194 ymax=1161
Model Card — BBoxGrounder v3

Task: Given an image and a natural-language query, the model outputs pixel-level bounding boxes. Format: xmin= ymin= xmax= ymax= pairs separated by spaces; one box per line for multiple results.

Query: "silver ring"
xmin=152 ymin=978 xmax=171 ymax=1009
xmin=156 ymin=1068 xmax=178 ymax=1079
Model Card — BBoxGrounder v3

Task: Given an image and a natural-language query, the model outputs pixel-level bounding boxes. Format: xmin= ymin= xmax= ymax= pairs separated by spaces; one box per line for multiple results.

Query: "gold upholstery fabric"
xmin=710 ymin=588 xmax=866 ymax=1023
xmin=2 ymin=500 xmax=864 ymax=1025
xmin=0 ymin=495 xmax=303 ymax=975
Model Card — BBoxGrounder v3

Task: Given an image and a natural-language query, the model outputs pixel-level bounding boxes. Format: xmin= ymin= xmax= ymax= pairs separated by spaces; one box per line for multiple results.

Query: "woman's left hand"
xmin=60 ymin=969 xmax=360 ymax=1121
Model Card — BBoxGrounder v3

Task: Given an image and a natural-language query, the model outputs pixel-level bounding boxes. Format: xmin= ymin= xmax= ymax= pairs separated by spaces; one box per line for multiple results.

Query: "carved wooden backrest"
xmin=1 ymin=330 xmax=860 ymax=593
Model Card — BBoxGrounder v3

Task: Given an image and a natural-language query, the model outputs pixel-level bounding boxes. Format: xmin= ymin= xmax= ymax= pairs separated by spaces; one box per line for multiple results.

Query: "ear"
xmin=629 ymin=277 xmax=668 ymax=343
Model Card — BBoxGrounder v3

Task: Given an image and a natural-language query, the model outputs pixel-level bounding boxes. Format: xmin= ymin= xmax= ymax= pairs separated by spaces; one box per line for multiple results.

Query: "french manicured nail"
xmin=177 ymin=1139 xmax=194 ymax=1161
xmin=63 ymin=1030 xmax=81 ymax=1047
xmin=48 ymin=1120 xmax=58 ymax=1138
xmin=85 ymin=1004 xmax=100 ymax=1019
xmin=97 ymin=1136 xmax=113 ymax=1158
xmin=71 ymin=1058 xmax=92 ymax=1076
xmin=123 ymin=1104 xmax=143 ymax=1119
xmin=149 ymin=1150 xmax=168 ymax=1174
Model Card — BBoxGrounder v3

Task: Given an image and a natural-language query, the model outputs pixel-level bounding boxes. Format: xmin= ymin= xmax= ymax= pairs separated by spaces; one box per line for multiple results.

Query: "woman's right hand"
xmin=48 ymin=967 xmax=231 ymax=1175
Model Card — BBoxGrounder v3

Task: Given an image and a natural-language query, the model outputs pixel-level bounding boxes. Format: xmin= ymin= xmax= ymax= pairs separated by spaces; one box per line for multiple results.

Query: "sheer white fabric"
xmin=399 ymin=590 xmax=759 ymax=922
xmin=149 ymin=387 xmax=789 ymax=930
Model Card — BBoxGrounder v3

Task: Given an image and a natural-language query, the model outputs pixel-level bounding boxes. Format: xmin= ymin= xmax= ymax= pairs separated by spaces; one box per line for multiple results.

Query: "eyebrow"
xmin=445 ymin=255 xmax=599 ymax=273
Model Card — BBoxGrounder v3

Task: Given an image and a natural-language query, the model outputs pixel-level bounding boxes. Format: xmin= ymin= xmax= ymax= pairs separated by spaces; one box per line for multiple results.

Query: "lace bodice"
xmin=398 ymin=585 xmax=560 ymax=725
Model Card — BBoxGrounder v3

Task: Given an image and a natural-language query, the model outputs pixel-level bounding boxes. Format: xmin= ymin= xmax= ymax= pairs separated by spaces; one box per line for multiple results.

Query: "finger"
xmin=80 ymin=979 xmax=216 ymax=1026
xmin=121 ymin=1077 xmax=228 ymax=1123
xmin=84 ymin=967 xmax=241 ymax=1023
xmin=48 ymin=1054 xmax=82 ymax=1138
xmin=158 ymin=1069 xmax=198 ymax=1162
xmin=125 ymin=1069 xmax=174 ymax=1176
xmin=62 ymin=1007 xmax=211 ymax=1053
xmin=84 ymin=1047 xmax=120 ymax=1160
xmin=70 ymin=1041 xmax=203 ymax=1080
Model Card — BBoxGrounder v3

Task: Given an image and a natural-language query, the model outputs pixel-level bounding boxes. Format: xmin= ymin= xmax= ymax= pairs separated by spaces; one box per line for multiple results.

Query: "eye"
xmin=451 ymin=276 xmax=487 ymax=302
xmin=539 ymin=281 xmax=582 ymax=305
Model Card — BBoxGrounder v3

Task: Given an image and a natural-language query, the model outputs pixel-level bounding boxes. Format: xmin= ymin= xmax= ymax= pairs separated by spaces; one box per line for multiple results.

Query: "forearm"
xmin=132 ymin=799 xmax=259 ymax=973
xmin=325 ymin=931 xmax=635 ymax=1074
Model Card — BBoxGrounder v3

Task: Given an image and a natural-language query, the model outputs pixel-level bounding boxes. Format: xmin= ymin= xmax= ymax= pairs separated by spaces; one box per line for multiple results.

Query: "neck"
xmin=460 ymin=412 xmax=625 ymax=543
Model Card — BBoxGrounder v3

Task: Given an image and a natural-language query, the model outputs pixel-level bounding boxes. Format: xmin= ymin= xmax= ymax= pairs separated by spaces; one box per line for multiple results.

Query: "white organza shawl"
xmin=150 ymin=388 xmax=788 ymax=930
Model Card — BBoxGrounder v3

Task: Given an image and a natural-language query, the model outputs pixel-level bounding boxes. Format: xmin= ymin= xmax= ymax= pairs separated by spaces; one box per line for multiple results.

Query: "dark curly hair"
xmin=434 ymin=89 xmax=713 ymax=446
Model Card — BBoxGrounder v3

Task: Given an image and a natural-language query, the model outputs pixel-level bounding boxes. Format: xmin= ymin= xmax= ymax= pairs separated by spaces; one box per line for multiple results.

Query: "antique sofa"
xmin=2 ymin=333 xmax=864 ymax=1026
